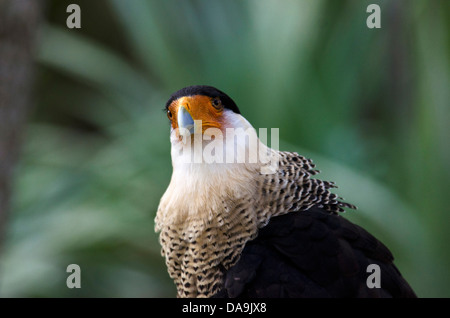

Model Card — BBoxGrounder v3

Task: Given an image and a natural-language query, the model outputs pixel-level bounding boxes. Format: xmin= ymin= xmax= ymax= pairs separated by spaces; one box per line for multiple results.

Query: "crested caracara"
xmin=155 ymin=85 xmax=417 ymax=298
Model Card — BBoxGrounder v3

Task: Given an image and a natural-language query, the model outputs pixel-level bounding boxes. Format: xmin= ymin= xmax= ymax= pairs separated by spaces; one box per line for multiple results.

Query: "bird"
xmin=155 ymin=85 xmax=417 ymax=298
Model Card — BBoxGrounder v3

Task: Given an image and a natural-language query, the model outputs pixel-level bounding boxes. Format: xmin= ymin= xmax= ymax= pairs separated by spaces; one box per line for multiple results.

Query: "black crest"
xmin=165 ymin=85 xmax=241 ymax=114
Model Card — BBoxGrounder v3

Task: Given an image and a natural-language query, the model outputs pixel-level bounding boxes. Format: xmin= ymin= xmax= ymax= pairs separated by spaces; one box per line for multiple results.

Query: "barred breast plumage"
xmin=155 ymin=151 xmax=355 ymax=297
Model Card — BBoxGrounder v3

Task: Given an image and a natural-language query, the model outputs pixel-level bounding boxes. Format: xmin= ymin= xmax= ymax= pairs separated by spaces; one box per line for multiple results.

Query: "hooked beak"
xmin=177 ymin=105 xmax=195 ymax=137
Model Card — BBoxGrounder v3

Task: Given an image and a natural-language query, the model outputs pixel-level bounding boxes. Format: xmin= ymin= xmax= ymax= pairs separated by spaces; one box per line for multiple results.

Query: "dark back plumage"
xmin=216 ymin=206 xmax=417 ymax=298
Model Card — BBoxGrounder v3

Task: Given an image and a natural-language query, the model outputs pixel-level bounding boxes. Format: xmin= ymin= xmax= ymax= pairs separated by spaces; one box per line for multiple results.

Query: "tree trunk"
xmin=0 ymin=0 xmax=43 ymax=250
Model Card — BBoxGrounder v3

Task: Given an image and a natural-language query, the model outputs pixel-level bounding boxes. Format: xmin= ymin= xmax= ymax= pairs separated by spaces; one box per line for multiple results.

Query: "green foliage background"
xmin=1 ymin=0 xmax=449 ymax=297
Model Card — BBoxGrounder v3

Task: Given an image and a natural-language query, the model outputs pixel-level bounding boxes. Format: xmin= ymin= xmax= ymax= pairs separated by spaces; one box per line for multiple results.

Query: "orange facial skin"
xmin=166 ymin=95 xmax=225 ymax=134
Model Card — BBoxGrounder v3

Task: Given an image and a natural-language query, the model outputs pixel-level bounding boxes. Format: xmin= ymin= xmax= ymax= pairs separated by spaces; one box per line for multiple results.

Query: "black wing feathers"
xmin=218 ymin=206 xmax=416 ymax=298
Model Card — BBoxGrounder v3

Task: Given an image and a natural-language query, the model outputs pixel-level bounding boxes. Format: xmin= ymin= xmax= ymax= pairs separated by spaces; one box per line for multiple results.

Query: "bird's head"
xmin=164 ymin=85 xmax=278 ymax=174
xmin=165 ymin=85 xmax=244 ymax=140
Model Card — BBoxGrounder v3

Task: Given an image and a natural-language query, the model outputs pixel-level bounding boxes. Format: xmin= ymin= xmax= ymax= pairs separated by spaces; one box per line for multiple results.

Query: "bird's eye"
xmin=212 ymin=98 xmax=223 ymax=110
xmin=167 ymin=110 xmax=173 ymax=119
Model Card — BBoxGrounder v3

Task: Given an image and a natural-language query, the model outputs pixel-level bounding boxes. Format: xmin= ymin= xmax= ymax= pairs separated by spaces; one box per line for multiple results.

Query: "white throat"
xmin=170 ymin=111 xmax=277 ymax=174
